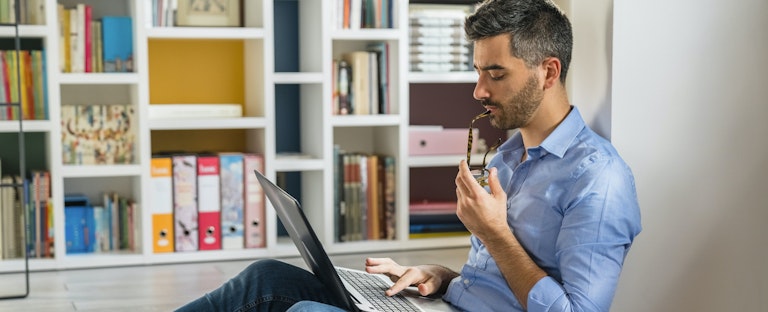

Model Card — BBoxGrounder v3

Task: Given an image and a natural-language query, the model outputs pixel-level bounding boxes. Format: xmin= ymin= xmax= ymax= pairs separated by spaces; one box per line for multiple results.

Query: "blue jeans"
xmin=175 ymin=259 xmax=348 ymax=312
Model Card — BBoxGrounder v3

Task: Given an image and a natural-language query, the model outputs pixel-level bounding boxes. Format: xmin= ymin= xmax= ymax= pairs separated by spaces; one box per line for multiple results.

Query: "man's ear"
xmin=541 ymin=57 xmax=562 ymax=90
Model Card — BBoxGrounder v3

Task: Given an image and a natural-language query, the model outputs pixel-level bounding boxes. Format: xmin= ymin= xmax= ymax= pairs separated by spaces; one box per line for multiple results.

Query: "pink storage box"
xmin=409 ymin=126 xmax=478 ymax=156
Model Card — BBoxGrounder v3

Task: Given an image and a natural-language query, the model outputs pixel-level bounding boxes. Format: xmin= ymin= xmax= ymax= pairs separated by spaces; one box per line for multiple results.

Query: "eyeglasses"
xmin=467 ymin=110 xmax=502 ymax=187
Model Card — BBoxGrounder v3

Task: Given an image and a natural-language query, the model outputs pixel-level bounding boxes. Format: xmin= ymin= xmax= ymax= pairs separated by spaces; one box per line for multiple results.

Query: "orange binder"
xmin=150 ymin=157 xmax=174 ymax=253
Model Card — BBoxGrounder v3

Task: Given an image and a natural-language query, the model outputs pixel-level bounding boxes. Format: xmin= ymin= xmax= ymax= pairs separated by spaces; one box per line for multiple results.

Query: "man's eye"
xmin=490 ymin=75 xmax=504 ymax=81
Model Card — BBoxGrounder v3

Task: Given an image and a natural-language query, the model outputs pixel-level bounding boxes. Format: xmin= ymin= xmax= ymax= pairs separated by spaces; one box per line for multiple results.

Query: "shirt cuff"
xmin=526 ymin=276 xmax=567 ymax=312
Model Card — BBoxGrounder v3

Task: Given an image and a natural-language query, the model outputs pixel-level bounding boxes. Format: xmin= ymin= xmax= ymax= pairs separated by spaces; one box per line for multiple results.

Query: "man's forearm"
xmin=483 ymin=230 xmax=547 ymax=310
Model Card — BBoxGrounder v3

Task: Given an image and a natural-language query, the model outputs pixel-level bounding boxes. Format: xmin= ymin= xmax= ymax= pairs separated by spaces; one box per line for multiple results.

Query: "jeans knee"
xmin=247 ymin=259 xmax=289 ymax=273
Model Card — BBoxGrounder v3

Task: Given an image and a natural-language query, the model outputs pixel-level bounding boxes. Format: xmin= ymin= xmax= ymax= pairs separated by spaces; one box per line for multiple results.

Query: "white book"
xmin=148 ymin=104 xmax=243 ymax=119
xmin=350 ymin=0 xmax=362 ymax=29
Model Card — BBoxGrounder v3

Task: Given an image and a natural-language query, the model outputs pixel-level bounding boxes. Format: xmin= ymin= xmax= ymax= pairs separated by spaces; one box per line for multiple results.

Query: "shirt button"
xmin=463 ymin=279 xmax=470 ymax=285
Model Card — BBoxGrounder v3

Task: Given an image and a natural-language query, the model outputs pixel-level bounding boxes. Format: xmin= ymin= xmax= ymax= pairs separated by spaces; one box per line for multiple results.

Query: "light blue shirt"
xmin=443 ymin=106 xmax=642 ymax=312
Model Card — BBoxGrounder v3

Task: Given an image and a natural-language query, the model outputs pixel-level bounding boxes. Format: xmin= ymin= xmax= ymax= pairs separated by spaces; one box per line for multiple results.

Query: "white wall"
xmin=611 ymin=1 xmax=768 ymax=311
xmin=562 ymin=0 xmax=614 ymax=140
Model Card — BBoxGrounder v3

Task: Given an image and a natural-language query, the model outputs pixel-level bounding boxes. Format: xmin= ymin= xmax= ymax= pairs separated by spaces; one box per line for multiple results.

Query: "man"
xmin=177 ymin=0 xmax=640 ymax=311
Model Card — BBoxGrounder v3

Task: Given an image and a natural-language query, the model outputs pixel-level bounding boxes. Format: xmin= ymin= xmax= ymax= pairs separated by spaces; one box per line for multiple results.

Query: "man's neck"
xmin=519 ymin=91 xmax=571 ymax=150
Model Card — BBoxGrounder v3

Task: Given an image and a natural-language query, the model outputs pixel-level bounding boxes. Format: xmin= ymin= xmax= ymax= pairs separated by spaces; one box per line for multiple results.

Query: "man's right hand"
xmin=364 ymin=257 xmax=459 ymax=297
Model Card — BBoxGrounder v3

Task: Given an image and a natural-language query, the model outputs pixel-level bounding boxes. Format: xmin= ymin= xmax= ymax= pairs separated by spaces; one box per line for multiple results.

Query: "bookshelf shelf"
xmin=147 ymin=117 xmax=267 ymax=130
xmin=0 ymin=120 xmax=53 ymax=132
xmin=331 ymin=115 xmax=402 ymax=127
xmin=58 ymin=73 xmax=141 ymax=85
xmin=60 ymin=165 xmax=143 ymax=178
xmin=0 ymin=25 xmax=48 ymax=37
xmin=331 ymin=29 xmax=402 ymax=41
xmin=145 ymin=27 xmax=266 ymax=40
xmin=408 ymin=153 xmax=497 ymax=168
xmin=409 ymin=71 xmax=478 ymax=84
xmin=273 ymin=157 xmax=325 ymax=171
xmin=272 ymin=72 xmax=323 ymax=84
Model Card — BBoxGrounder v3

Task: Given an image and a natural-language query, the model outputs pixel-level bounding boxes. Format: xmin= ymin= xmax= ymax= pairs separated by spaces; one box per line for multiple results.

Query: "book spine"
xmin=84 ymin=5 xmax=92 ymax=73
xmin=151 ymin=156 xmax=175 ymax=253
xmin=243 ymin=154 xmax=265 ymax=248
xmin=220 ymin=153 xmax=244 ymax=250
xmin=172 ymin=155 xmax=198 ymax=251
xmin=197 ymin=155 xmax=221 ymax=250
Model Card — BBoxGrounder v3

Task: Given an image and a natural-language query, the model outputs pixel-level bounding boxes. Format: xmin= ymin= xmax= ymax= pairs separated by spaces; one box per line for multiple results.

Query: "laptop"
xmin=254 ymin=170 xmax=459 ymax=312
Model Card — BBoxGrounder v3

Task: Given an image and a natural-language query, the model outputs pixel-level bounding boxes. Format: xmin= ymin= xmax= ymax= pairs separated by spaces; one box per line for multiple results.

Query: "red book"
xmin=197 ymin=155 xmax=221 ymax=250
xmin=84 ymin=5 xmax=92 ymax=72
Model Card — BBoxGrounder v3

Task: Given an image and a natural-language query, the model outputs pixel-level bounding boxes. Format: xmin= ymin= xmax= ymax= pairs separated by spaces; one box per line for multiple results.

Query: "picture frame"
xmin=176 ymin=0 xmax=241 ymax=27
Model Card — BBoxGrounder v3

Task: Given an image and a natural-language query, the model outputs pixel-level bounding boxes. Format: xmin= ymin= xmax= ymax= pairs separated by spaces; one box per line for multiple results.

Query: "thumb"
xmin=417 ymin=282 xmax=436 ymax=297
xmin=487 ymin=167 xmax=503 ymax=195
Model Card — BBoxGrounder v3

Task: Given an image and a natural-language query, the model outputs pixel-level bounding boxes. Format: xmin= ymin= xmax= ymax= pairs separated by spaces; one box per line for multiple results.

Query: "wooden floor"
xmin=0 ymin=247 xmax=469 ymax=311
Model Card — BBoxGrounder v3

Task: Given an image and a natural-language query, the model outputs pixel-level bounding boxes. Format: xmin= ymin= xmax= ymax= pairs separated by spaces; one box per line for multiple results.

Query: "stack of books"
xmin=409 ymin=200 xmax=468 ymax=238
xmin=1 ymin=170 xmax=54 ymax=259
xmin=409 ymin=4 xmax=473 ymax=73
xmin=333 ymin=145 xmax=397 ymax=242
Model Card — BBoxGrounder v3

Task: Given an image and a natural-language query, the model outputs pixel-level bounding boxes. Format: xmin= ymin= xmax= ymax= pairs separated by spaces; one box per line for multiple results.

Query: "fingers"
xmin=385 ymin=267 xmax=432 ymax=297
xmin=487 ymin=167 xmax=502 ymax=195
xmin=456 ymin=160 xmax=492 ymax=196
xmin=455 ymin=160 xmax=474 ymax=196
xmin=365 ymin=258 xmax=405 ymax=279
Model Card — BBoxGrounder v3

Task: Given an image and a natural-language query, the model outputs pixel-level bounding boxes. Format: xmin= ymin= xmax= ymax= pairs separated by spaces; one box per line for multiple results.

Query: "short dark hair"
xmin=465 ymin=0 xmax=573 ymax=83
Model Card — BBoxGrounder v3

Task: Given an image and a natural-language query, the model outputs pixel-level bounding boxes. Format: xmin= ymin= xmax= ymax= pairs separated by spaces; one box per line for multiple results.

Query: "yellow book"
xmin=18 ymin=51 xmax=29 ymax=120
xmin=7 ymin=51 xmax=19 ymax=119
xmin=58 ymin=4 xmax=71 ymax=72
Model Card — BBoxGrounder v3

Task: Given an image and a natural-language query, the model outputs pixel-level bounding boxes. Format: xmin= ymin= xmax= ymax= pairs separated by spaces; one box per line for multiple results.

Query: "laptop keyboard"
xmin=336 ymin=268 xmax=422 ymax=312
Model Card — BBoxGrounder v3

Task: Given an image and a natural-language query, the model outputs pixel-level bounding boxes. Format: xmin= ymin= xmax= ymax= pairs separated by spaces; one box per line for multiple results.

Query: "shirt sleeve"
xmin=526 ymin=157 xmax=642 ymax=312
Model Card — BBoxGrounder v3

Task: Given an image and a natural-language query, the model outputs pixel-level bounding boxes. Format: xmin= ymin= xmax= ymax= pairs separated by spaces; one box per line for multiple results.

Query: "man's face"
xmin=472 ymin=34 xmax=544 ymax=130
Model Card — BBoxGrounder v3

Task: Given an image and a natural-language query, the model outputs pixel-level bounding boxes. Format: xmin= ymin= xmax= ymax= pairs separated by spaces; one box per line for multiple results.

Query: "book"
xmin=84 ymin=5 xmax=92 ymax=73
xmin=336 ymin=60 xmax=352 ymax=115
xmin=101 ymin=16 xmax=133 ymax=72
xmin=93 ymin=205 xmax=110 ymax=252
xmin=220 ymin=153 xmax=245 ymax=249
xmin=333 ymin=145 xmax=345 ymax=241
xmin=367 ymin=51 xmax=379 ymax=114
xmin=383 ymin=156 xmax=396 ymax=240
xmin=342 ymin=51 xmax=371 ymax=115
xmin=1 ymin=175 xmax=23 ymax=259
xmin=367 ymin=42 xmax=389 ymax=114
xmin=70 ymin=6 xmax=83 ymax=73
xmin=150 ymin=156 xmax=174 ymax=253
xmin=197 ymin=155 xmax=221 ymax=251
xmin=172 ymin=155 xmax=198 ymax=252
xmin=148 ymin=104 xmax=243 ymax=119
xmin=60 ymin=105 xmax=76 ymax=164
xmin=243 ymin=154 xmax=265 ymax=248
xmin=64 ymin=194 xmax=95 ymax=254
xmin=366 ymin=155 xmax=380 ymax=240
xmin=58 ymin=4 xmax=70 ymax=72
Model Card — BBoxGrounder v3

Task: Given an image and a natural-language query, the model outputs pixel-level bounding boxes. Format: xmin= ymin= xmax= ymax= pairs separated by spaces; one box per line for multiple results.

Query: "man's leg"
xmin=175 ymin=259 xmax=347 ymax=312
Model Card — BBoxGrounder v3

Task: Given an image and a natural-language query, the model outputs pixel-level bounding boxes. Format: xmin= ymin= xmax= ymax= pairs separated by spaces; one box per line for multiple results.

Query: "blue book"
xmin=64 ymin=194 xmax=96 ymax=254
xmin=219 ymin=153 xmax=245 ymax=249
xmin=101 ymin=16 xmax=133 ymax=72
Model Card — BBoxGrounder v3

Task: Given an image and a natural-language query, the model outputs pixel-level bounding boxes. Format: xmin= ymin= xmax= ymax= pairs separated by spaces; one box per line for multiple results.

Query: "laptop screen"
xmin=254 ymin=170 xmax=360 ymax=311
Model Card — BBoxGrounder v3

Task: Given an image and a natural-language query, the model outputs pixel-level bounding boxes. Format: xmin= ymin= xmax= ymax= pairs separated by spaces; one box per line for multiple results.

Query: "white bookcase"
xmin=0 ymin=0 xmax=514 ymax=272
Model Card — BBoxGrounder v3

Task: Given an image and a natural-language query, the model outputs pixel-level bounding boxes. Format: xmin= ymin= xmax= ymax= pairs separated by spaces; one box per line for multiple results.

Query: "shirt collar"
xmin=498 ymin=106 xmax=585 ymax=159
xmin=539 ymin=106 xmax=585 ymax=158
